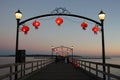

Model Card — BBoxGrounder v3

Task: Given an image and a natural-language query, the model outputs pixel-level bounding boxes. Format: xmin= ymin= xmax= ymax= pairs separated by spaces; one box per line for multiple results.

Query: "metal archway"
xmin=15 ymin=7 xmax=106 ymax=80
xmin=18 ymin=8 xmax=101 ymax=26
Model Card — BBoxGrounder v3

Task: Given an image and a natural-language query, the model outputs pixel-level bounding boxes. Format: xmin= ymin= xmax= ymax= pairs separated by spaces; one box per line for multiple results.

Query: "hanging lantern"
xmin=81 ymin=22 xmax=88 ymax=30
xmin=55 ymin=48 xmax=58 ymax=52
xmin=21 ymin=25 xmax=30 ymax=34
xmin=32 ymin=20 xmax=40 ymax=29
xmin=61 ymin=47 xmax=64 ymax=51
xmin=92 ymin=26 xmax=99 ymax=34
xmin=67 ymin=48 xmax=70 ymax=52
xmin=67 ymin=48 xmax=69 ymax=52
xmin=55 ymin=17 xmax=63 ymax=26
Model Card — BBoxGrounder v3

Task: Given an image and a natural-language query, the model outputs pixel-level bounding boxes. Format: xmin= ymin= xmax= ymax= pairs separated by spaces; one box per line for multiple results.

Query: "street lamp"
xmin=15 ymin=10 xmax=22 ymax=20
xmin=15 ymin=10 xmax=22 ymax=79
xmin=15 ymin=10 xmax=22 ymax=63
xmin=51 ymin=46 xmax=54 ymax=58
xmin=99 ymin=11 xmax=105 ymax=20
xmin=71 ymin=46 xmax=73 ymax=62
xmin=98 ymin=11 xmax=106 ymax=80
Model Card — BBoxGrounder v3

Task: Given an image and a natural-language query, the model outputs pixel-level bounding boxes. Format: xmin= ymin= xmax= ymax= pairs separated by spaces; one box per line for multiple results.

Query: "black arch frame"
xmin=19 ymin=13 xmax=102 ymax=26
xmin=15 ymin=10 xmax=106 ymax=80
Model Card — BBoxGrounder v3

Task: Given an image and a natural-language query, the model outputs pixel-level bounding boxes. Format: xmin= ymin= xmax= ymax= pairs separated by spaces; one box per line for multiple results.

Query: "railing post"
xmin=44 ymin=60 xmax=46 ymax=67
xmin=79 ymin=60 xmax=81 ymax=67
xmin=44 ymin=60 xmax=46 ymax=66
xmin=78 ymin=60 xmax=80 ymax=67
xmin=20 ymin=64 xmax=23 ymax=78
xmin=41 ymin=60 xmax=42 ymax=68
xmin=15 ymin=64 xmax=18 ymax=80
xmin=107 ymin=66 xmax=110 ymax=80
xmin=42 ymin=60 xmax=44 ymax=67
xmin=10 ymin=66 xmax=12 ymax=80
xmin=31 ymin=62 xmax=33 ymax=72
xmin=37 ymin=61 xmax=39 ymax=70
xmin=23 ymin=63 xmax=25 ymax=76
xmin=89 ymin=63 xmax=91 ymax=73
xmin=81 ymin=61 xmax=83 ymax=69
xmin=96 ymin=64 xmax=98 ymax=77
xmin=84 ymin=61 xmax=86 ymax=70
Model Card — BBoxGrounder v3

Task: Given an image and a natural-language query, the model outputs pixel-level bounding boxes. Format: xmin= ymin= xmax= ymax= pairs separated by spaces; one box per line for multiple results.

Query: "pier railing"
xmin=74 ymin=59 xmax=120 ymax=80
xmin=0 ymin=58 xmax=54 ymax=80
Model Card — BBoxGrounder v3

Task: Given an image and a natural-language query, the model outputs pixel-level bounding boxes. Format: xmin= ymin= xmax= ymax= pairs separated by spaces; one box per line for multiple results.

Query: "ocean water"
xmin=0 ymin=57 xmax=37 ymax=65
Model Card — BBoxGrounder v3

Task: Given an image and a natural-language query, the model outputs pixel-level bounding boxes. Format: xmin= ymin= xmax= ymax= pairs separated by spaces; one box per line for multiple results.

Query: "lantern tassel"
xmin=94 ymin=32 xmax=97 ymax=35
xmin=24 ymin=32 xmax=28 ymax=34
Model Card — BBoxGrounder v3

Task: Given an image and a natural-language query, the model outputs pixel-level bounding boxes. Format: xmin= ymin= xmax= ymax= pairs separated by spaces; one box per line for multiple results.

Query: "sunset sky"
xmin=0 ymin=0 xmax=120 ymax=56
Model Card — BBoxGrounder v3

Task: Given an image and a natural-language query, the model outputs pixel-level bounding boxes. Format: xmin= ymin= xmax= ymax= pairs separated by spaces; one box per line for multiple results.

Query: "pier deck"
xmin=21 ymin=61 xmax=97 ymax=80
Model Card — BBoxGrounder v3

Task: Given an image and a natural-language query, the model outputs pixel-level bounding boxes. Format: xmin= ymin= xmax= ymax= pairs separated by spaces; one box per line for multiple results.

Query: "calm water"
xmin=0 ymin=57 xmax=39 ymax=65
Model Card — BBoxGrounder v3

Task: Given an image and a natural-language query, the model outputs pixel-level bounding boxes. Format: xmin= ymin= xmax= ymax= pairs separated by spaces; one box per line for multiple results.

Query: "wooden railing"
xmin=74 ymin=59 xmax=120 ymax=80
xmin=0 ymin=58 xmax=54 ymax=80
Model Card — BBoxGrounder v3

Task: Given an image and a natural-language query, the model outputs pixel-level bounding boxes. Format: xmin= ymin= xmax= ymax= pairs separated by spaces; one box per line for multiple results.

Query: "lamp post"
xmin=51 ymin=46 xmax=54 ymax=58
xmin=98 ymin=11 xmax=106 ymax=80
xmin=71 ymin=46 xmax=73 ymax=63
xmin=15 ymin=10 xmax=22 ymax=79
xmin=15 ymin=10 xmax=22 ymax=63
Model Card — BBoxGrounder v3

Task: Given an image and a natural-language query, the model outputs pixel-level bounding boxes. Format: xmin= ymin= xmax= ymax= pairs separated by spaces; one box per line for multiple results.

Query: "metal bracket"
xmin=51 ymin=7 xmax=70 ymax=14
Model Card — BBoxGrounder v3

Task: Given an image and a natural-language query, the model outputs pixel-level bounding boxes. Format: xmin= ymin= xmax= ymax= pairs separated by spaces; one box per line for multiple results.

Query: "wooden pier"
xmin=21 ymin=60 xmax=98 ymax=80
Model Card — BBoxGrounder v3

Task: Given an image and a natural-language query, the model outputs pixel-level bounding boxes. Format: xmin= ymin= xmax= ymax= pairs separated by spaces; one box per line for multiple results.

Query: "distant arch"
xmin=52 ymin=45 xmax=73 ymax=57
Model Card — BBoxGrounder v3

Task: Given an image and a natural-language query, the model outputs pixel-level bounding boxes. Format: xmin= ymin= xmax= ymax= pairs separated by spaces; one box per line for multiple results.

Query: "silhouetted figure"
xmin=67 ymin=57 xmax=69 ymax=63
xmin=55 ymin=56 xmax=58 ymax=62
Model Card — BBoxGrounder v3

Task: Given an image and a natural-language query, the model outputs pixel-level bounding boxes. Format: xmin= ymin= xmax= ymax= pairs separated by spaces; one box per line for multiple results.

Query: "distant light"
xmin=98 ymin=11 xmax=105 ymax=20
xmin=15 ymin=10 xmax=22 ymax=20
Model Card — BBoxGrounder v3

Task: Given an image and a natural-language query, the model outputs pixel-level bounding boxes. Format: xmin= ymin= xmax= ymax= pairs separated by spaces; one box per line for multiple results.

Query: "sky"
xmin=0 ymin=0 xmax=120 ymax=56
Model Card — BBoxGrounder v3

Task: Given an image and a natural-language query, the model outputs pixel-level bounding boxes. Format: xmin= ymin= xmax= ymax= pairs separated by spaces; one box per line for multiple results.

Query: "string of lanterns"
xmin=81 ymin=21 xmax=100 ymax=34
xmin=21 ymin=17 xmax=100 ymax=34
xmin=21 ymin=20 xmax=40 ymax=34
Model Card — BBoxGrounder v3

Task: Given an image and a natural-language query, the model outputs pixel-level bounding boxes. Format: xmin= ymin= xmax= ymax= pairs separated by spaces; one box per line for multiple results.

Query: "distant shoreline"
xmin=80 ymin=57 xmax=111 ymax=59
xmin=1 ymin=55 xmax=120 ymax=59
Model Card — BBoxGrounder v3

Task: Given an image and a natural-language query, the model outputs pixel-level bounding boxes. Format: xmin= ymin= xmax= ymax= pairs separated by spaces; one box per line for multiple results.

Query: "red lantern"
xmin=21 ymin=25 xmax=30 ymax=34
xmin=55 ymin=17 xmax=63 ymax=26
xmin=32 ymin=20 xmax=40 ymax=29
xmin=81 ymin=22 xmax=88 ymax=30
xmin=67 ymin=48 xmax=70 ymax=52
xmin=92 ymin=26 xmax=99 ymax=34
xmin=55 ymin=48 xmax=58 ymax=52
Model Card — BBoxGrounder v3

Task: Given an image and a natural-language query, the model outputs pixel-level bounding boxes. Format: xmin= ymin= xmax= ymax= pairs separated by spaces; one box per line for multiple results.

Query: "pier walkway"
xmin=21 ymin=60 xmax=97 ymax=80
